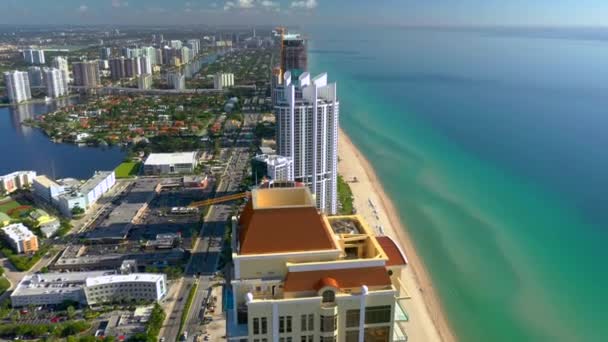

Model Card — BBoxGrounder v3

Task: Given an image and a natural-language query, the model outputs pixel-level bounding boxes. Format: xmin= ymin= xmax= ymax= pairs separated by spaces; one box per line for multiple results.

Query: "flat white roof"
xmin=12 ymin=271 xmax=112 ymax=297
xmin=80 ymin=171 xmax=114 ymax=194
xmin=144 ymin=152 xmax=197 ymax=166
xmin=254 ymin=154 xmax=292 ymax=167
xmin=86 ymin=273 xmax=164 ymax=287
xmin=34 ymin=175 xmax=61 ymax=188
xmin=1 ymin=223 xmax=35 ymax=242
xmin=1 ymin=171 xmax=36 ymax=181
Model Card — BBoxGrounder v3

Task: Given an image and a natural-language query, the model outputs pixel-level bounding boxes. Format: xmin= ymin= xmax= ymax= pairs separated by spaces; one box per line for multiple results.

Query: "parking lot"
xmin=127 ymin=180 xmax=214 ymax=247
xmin=84 ymin=179 xmax=158 ymax=241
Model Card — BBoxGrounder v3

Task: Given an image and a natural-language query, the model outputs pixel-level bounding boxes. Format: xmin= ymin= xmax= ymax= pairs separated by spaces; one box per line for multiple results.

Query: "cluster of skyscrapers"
xmin=3 ymin=53 xmax=71 ymax=103
xmin=4 ymin=36 xmax=205 ymax=103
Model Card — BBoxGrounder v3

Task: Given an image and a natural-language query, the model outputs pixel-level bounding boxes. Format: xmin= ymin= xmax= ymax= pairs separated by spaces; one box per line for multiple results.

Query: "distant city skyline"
xmin=2 ymin=0 xmax=608 ymax=27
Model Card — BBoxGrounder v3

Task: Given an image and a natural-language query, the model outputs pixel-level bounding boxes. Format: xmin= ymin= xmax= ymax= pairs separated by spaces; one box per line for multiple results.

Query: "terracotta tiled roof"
xmin=283 ymin=267 xmax=392 ymax=292
xmin=315 ymin=277 xmax=340 ymax=291
xmin=238 ymin=201 xmax=336 ymax=255
xmin=376 ymin=236 xmax=408 ymax=266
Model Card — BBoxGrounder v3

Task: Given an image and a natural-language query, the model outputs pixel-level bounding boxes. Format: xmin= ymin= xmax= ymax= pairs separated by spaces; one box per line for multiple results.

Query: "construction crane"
xmin=188 ymin=192 xmax=249 ymax=208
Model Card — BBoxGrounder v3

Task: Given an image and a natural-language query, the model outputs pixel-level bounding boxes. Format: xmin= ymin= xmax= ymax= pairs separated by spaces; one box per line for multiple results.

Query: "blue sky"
xmin=2 ymin=0 xmax=608 ymax=26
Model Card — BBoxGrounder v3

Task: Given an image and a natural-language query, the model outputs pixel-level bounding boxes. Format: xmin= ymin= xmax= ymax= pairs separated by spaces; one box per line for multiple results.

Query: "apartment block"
xmin=1 ymin=223 xmax=39 ymax=254
xmin=214 ymin=72 xmax=235 ymax=90
xmin=0 ymin=171 xmax=36 ymax=194
xmin=11 ymin=271 xmax=167 ymax=307
xmin=3 ymin=70 xmax=31 ymax=103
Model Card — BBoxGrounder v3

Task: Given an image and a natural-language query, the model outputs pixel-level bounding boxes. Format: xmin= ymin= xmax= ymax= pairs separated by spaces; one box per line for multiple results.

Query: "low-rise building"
xmin=143 ymin=152 xmax=198 ymax=175
xmin=85 ymin=273 xmax=167 ymax=305
xmin=53 ymin=244 xmax=186 ymax=271
xmin=29 ymin=209 xmax=54 ymax=226
xmin=33 ymin=175 xmax=65 ymax=202
xmin=11 ymin=271 xmax=167 ymax=307
xmin=34 ymin=171 xmax=115 ymax=217
xmin=79 ymin=171 xmax=116 ymax=209
xmin=0 ymin=171 xmax=37 ymax=194
xmin=252 ymin=154 xmax=294 ymax=182
xmin=29 ymin=209 xmax=60 ymax=238
xmin=11 ymin=271 xmax=109 ymax=307
xmin=1 ymin=223 xmax=39 ymax=254
xmin=40 ymin=219 xmax=61 ymax=238
xmin=183 ymin=175 xmax=208 ymax=188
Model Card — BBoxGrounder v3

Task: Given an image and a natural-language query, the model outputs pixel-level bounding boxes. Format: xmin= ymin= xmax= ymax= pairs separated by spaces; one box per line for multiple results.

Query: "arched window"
xmin=322 ymin=289 xmax=335 ymax=303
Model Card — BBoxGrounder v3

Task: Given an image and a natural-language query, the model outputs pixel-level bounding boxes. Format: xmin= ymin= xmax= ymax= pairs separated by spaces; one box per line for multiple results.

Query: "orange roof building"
xmin=228 ymin=187 xmax=409 ymax=342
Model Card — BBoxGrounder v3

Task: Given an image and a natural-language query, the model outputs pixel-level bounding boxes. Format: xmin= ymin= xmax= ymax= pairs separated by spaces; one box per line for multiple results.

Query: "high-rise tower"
xmin=280 ymin=33 xmax=307 ymax=78
xmin=52 ymin=56 xmax=70 ymax=89
xmin=274 ymin=71 xmax=339 ymax=214
xmin=3 ymin=71 xmax=31 ymax=103
xmin=44 ymin=68 xmax=68 ymax=98
xmin=72 ymin=61 xmax=100 ymax=88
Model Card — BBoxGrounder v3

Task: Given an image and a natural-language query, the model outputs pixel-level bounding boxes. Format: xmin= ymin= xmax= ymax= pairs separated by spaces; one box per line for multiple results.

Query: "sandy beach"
xmin=338 ymin=129 xmax=456 ymax=342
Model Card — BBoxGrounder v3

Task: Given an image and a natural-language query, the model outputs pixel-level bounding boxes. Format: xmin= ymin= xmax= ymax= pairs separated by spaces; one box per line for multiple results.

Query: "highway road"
xmin=160 ymin=113 xmax=259 ymax=342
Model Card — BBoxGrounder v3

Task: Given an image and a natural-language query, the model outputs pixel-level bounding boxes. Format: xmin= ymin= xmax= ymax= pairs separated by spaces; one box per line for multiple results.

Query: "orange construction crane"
xmin=188 ymin=192 xmax=249 ymax=208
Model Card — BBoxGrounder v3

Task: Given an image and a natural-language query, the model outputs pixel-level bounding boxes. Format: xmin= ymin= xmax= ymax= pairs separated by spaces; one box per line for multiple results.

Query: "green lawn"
xmin=337 ymin=175 xmax=355 ymax=215
xmin=0 ymin=277 xmax=9 ymax=296
xmin=0 ymin=199 xmax=20 ymax=214
xmin=114 ymin=161 xmax=141 ymax=178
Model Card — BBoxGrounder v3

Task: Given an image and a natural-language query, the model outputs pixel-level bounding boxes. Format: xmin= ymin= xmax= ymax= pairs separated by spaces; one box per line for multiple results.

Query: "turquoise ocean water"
xmin=308 ymin=27 xmax=608 ymax=341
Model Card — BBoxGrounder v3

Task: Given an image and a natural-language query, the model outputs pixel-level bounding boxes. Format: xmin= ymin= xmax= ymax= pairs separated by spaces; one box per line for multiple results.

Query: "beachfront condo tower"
xmin=3 ymin=70 xmax=31 ymax=104
xmin=274 ymin=71 xmax=339 ymax=214
xmin=227 ymin=187 xmax=409 ymax=342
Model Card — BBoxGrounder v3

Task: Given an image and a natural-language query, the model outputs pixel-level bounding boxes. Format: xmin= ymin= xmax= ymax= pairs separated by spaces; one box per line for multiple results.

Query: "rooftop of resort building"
xmin=376 ymin=235 xmax=408 ymax=267
xmin=236 ymin=188 xmax=410 ymax=263
xmin=238 ymin=188 xmax=337 ymax=255
xmin=283 ymin=266 xmax=393 ymax=293
xmin=238 ymin=206 xmax=335 ymax=255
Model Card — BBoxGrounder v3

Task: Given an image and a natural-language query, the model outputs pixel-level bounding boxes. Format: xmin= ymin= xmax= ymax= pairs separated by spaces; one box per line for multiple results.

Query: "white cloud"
xmin=112 ymin=0 xmax=129 ymax=8
xmin=224 ymin=1 xmax=235 ymax=10
xmin=260 ymin=0 xmax=279 ymax=9
xmin=78 ymin=4 xmax=88 ymax=13
xmin=238 ymin=0 xmax=255 ymax=8
xmin=223 ymin=0 xmax=280 ymax=11
xmin=147 ymin=7 xmax=167 ymax=13
xmin=291 ymin=0 xmax=317 ymax=9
